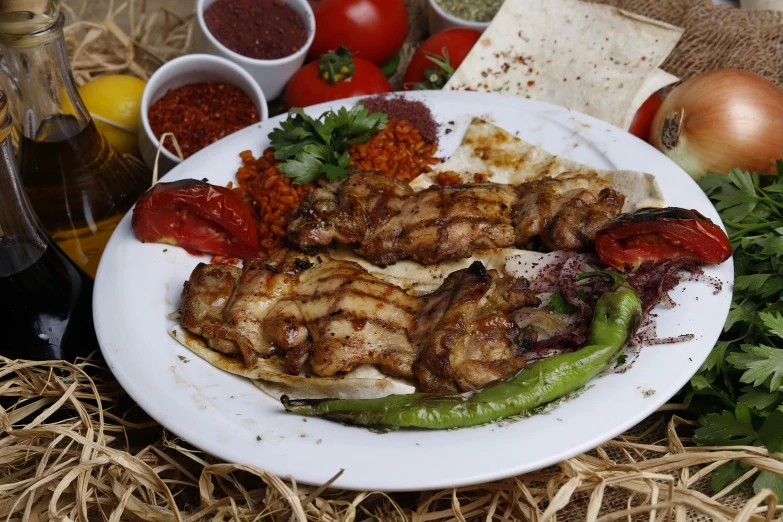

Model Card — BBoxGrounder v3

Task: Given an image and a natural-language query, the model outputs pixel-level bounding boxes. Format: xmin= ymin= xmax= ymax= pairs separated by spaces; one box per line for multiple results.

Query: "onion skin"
xmin=650 ymin=69 xmax=783 ymax=179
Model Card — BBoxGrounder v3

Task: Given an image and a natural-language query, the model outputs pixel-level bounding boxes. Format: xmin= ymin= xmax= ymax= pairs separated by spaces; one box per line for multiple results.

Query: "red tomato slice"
xmin=595 ymin=207 xmax=732 ymax=270
xmin=132 ymin=179 xmax=259 ymax=259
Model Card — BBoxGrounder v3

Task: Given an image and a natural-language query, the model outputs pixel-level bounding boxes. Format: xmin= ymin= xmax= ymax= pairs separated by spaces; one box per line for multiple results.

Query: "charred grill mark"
xmin=294 ymin=258 xmax=314 ymax=270
xmin=313 ymin=309 xmax=408 ymax=335
xmin=398 ymin=216 xmax=512 ymax=237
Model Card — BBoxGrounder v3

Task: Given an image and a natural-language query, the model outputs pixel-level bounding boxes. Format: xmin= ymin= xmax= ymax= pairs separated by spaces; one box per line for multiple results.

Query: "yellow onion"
xmin=650 ymin=69 xmax=783 ymax=179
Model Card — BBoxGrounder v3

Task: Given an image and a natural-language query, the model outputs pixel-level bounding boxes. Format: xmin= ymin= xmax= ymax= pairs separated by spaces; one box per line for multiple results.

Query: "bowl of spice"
xmin=139 ymin=53 xmax=268 ymax=175
xmin=428 ymin=0 xmax=503 ymax=34
xmin=191 ymin=0 xmax=315 ymax=100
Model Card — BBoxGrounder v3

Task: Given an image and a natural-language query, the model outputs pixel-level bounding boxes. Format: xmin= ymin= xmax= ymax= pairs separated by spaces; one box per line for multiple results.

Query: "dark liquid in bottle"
xmin=19 ymin=115 xmax=150 ymax=278
xmin=0 ymin=237 xmax=97 ymax=362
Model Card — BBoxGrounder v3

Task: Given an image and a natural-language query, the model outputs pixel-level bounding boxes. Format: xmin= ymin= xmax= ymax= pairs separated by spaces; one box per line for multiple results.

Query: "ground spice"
xmin=435 ymin=0 xmax=503 ymax=22
xmin=359 ymin=95 xmax=439 ymax=143
xmin=204 ymin=0 xmax=308 ymax=60
xmin=148 ymin=82 xmax=260 ymax=159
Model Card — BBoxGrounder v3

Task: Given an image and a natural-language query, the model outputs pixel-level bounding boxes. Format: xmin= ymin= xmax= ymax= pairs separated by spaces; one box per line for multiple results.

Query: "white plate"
xmin=94 ymin=91 xmax=733 ymax=491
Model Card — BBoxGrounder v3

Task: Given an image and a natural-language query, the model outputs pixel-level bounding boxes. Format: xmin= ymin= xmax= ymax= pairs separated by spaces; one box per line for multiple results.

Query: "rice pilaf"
xmin=234 ymin=117 xmax=440 ymax=256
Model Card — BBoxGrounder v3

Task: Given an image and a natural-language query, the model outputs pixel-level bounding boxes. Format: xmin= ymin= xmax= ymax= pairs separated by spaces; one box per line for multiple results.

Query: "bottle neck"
xmin=0 ymin=112 xmax=47 ymax=276
xmin=0 ymin=11 xmax=90 ymax=141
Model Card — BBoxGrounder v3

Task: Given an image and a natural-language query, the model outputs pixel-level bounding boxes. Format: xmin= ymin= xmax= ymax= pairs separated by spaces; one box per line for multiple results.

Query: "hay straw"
xmin=62 ymin=0 xmax=194 ymax=85
xmin=1 ymin=355 xmax=781 ymax=521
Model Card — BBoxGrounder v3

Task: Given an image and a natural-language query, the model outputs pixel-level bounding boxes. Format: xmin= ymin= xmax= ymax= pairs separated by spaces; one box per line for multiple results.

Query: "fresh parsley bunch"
xmin=269 ymin=105 xmax=388 ymax=185
xmin=686 ymin=164 xmax=783 ymax=497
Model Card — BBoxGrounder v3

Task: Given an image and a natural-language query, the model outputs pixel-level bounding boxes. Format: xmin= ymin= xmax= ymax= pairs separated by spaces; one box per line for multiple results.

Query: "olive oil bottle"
xmin=0 ymin=1 xmax=151 ymax=277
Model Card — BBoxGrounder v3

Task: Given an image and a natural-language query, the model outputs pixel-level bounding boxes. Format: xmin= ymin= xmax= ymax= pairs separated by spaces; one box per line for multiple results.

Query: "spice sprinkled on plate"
xmin=148 ymin=81 xmax=260 ymax=159
xmin=203 ymin=0 xmax=308 ymax=60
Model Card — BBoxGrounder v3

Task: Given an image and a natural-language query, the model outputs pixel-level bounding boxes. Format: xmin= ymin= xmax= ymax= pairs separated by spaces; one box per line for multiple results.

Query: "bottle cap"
xmin=0 ymin=0 xmax=60 ymax=44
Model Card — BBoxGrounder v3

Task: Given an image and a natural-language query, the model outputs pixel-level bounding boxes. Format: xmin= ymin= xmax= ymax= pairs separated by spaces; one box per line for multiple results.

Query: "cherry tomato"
xmin=628 ymin=93 xmax=663 ymax=142
xmin=284 ymin=50 xmax=392 ymax=110
xmin=132 ymin=179 xmax=259 ymax=259
xmin=308 ymin=0 xmax=408 ymax=66
xmin=403 ymin=28 xmax=481 ymax=90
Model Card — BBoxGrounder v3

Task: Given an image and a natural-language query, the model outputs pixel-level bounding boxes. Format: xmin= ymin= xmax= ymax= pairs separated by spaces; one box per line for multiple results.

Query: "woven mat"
xmin=2 ymin=0 xmax=783 ymax=520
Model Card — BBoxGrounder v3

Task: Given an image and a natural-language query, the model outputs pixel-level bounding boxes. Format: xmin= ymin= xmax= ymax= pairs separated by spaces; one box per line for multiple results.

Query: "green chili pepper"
xmin=281 ymin=271 xmax=642 ymax=430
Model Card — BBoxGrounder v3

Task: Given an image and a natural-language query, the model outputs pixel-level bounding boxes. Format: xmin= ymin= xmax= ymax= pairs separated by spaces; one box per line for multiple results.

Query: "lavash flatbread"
xmin=409 ymin=118 xmax=665 ymax=212
xmin=170 ymin=326 xmax=416 ymax=399
xmin=444 ymin=0 xmax=683 ymax=130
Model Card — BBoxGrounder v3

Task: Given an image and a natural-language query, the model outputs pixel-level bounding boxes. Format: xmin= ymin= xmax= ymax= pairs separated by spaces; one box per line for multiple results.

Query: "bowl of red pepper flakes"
xmin=139 ymin=53 xmax=268 ymax=175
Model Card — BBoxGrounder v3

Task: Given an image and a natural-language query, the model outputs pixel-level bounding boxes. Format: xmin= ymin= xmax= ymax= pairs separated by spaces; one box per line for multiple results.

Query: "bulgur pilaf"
xmin=234 ymin=117 xmax=440 ymax=256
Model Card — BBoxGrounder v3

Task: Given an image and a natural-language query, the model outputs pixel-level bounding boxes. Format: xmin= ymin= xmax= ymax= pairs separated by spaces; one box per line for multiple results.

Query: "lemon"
xmin=79 ymin=75 xmax=146 ymax=156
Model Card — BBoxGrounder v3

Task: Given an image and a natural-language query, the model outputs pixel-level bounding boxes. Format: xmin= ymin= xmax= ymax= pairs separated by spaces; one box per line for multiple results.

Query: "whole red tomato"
xmin=284 ymin=48 xmax=392 ymax=109
xmin=628 ymin=93 xmax=663 ymax=142
xmin=403 ymin=28 xmax=481 ymax=90
xmin=308 ymin=0 xmax=408 ymax=66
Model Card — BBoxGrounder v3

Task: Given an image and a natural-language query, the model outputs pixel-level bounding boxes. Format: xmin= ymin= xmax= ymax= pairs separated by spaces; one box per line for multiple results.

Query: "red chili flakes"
xmin=527 ymin=80 xmax=535 ymax=87
xmin=641 ymin=56 xmax=647 ymax=61
xmin=148 ymin=82 xmax=260 ymax=159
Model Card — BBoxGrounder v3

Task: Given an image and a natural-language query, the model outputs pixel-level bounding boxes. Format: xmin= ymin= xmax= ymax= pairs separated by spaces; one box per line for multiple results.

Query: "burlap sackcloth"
xmin=587 ymin=0 xmax=783 ymax=91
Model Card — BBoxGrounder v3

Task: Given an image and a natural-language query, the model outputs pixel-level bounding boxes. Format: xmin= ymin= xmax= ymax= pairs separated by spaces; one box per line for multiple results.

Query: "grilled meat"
xmin=264 ymin=253 xmax=420 ymax=378
xmin=180 ymin=252 xmax=541 ymax=391
xmin=512 ymin=173 xmax=625 ymax=251
xmin=287 ymin=171 xmax=625 ymax=264
xmin=414 ymin=262 xmax=540 ymax=392
xmin=180 ymin=263 xmax=242 ymax=355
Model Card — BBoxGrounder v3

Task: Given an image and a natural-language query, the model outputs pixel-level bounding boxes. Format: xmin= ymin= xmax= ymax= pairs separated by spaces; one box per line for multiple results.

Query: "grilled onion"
xmin=650 ymin=69 xmax=783 ymax=179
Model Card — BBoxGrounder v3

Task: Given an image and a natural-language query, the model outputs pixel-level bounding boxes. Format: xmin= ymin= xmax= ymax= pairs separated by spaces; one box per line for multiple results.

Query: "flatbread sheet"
xmin=170 ymin=326 xmax=416 ymax=400
xmin=410 ymin=118 xmax=665 ymax=212
xmin=444 ymin=0 xmax=683 ymax=130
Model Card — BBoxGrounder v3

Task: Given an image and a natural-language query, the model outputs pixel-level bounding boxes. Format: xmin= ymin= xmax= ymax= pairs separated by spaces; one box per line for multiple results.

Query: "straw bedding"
xmin=2 ymin=0 xmax=782 ymax=520
xmin=1 ymin=355 xmax=782 ymax=521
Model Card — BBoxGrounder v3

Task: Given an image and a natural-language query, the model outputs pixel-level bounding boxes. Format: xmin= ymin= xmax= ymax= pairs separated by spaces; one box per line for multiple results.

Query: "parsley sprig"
xmin=269 ymin=105 xmax=388 ymax=185
xmin=685 ymin=163 xmax=783 ymax=498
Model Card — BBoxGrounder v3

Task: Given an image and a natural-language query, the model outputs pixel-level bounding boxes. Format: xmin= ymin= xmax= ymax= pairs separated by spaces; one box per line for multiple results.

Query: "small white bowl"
xmin=428 ymin=0 xmax=491 ymax=34
xmin=138 ymin=53 xmax=269 ymax=175
xmin=191 ymin=0 xmax=315 ymax=100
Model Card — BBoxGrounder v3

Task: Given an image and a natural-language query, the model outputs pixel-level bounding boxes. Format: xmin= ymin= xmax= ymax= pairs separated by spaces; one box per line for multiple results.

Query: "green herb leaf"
xmin=760 ymin=312 xmax=783 ymax=340
xmin=549 ymin=291 xmax=571 ymax=315
xmin=726 ymin=344 xmax=783 ymax=392
xmin=753 ymin=471 xmax=783 ymax=503
xmin=758 ymin=410 xmax=783 ymax=453
xmin=269 ymin=105 xmax=388 ymax=185
xmin=738 ymin=386 xmax=781 ymax=411
xmin=693 ymin=408 xmax=757 ymax=446
xmin=710 ymin=461 xmax=749 ymax=494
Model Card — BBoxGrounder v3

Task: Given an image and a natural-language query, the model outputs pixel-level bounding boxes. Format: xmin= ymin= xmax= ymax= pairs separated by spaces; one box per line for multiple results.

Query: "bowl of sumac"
xmin=191 ymin=0 xmax=315 ymax=100
xmin=138 ymin=53 xmax=268 ymax=174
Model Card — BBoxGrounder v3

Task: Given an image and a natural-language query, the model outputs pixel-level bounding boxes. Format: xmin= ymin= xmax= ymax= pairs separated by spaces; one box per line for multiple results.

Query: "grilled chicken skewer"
xmin=180 ymin=250 xmax=540 ymax=392
xmin=287 ymin=170 xmax=625 ymax=265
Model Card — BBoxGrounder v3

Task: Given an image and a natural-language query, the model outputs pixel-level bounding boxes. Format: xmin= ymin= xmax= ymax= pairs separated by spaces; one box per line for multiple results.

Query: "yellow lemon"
xmin=79 ymin=75 xmax=147 ymax=156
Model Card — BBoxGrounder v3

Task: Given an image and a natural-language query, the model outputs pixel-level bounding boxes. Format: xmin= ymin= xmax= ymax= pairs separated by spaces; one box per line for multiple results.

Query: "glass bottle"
xmin=0 ymin=90 xmax=97 ymax=362
xmin=0 ymin=0 xmax=151 ymax=278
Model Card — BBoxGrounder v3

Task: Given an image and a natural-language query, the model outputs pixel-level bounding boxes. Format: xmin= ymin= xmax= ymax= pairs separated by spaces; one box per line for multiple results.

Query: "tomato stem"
xmin=319 ymin=46 xmax=356 ymax=84
xmin=407 ymin=48 xmax=455 ymax=90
